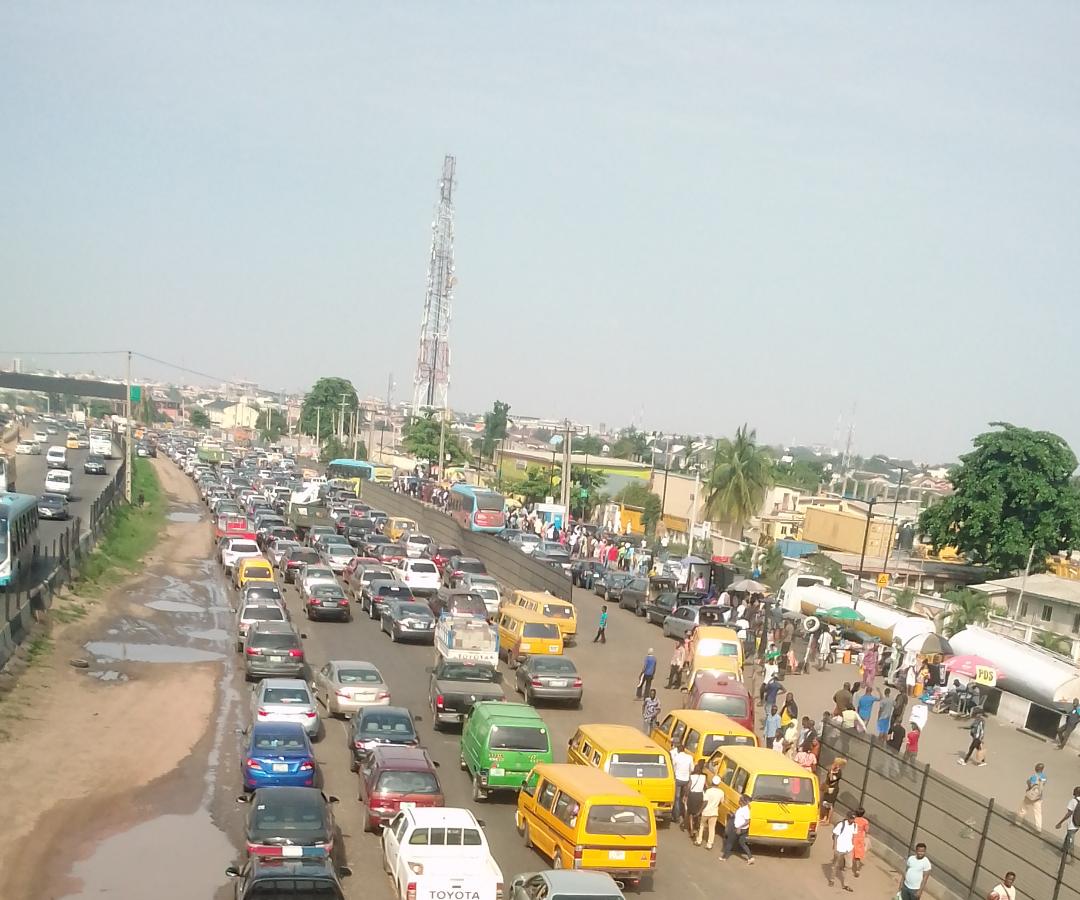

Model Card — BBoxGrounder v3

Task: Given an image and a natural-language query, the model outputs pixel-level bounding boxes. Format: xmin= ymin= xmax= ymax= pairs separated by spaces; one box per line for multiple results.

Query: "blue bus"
xmin=325 ymin=459 xmax=394 ymax=484
xmin=0 ymin=493 xmax=39 ymax=589
xmin=448 ymin=484 xmax=507 ymax=533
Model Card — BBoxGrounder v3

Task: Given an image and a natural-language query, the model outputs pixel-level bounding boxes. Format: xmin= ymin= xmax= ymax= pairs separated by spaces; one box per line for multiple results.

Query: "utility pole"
xmin=1017 ymin=543 xmax=1037 ymax=641
xmin=379 ymin=373 xmax=393 ymax=460
xmin=124 ymin=350 xmax=133 ymax=502
xmin=436 ymin=403 xmax=448 ymax=481
xmin=881 ymin=466 xmax=906 ymax=578
xmin=338 ymin=394 xmax=348 ymax=444
xmin=351 ymin=407 xmax=359 ymax=459
xmin=315 ymin=406 xmax=321 ymax=456
xmin=687 ymin=464 xmax=700 ymax=555
xmin=560 ymin=420 xmax=572 ymax=518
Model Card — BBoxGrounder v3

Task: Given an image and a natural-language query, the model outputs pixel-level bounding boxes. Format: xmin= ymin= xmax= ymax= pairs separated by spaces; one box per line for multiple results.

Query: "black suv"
xmin=225 ymin=857 xmax=350 ymax=899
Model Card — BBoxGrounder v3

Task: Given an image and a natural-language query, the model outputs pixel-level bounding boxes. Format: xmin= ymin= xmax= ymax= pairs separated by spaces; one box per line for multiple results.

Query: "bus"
xmin=325 ymin=459 xmax=394 ymax=484
xmin=0 ymin=493 xmax=39 ymax=589
xmin=0 ymin=454 xmax=15 ymax=494
xmin=89 ymin=428 xmax=113 ymax=460
xmin=448 ymin=483 xmax=506 ymax=533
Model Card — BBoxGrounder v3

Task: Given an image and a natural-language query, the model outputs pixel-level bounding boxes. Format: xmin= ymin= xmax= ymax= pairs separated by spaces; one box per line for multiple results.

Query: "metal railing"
xmin=818 ymin=721 xmax=1080 ymax=900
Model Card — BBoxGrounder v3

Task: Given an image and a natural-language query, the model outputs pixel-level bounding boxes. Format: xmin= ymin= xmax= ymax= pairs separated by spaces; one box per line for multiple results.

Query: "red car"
xmin=357 ymin=746 xmax=443 ymax=833
xmin=373 ymin=544 xmax=406 ymax=566
xmin=430 ymin=546 xmax=463 ymax=575
xmin=686 ymin=674 xmax=755 ymax=732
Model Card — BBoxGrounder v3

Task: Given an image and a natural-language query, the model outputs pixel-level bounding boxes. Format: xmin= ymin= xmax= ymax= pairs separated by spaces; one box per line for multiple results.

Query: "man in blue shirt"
xmin=637 ymin=648 xmax=657 ymax=698
xmin=763 ymin=675 xmax=783 ymax=710
xmin=593 ymin=605 xmax=608 ymax=644
xmin=763 ymin=705 xmax=782 ymax=748
xmin=857 ymin=686 xmax=878 ymax=728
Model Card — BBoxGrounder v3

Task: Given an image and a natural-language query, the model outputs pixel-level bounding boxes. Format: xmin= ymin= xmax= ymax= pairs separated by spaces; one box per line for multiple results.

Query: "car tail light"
xmin=649 ymin=847 xmax=657 ymax=867
xmin=530 ymin=678 xmax=543 ymax=687
xmin=257 ymin=708 xmax=270 ymax=717
xmin=244 ymin=757 xmax=262 ymax=769
xmin=300 ymin=759 xmax=314 ymax=771
xmin=406 ymin=883 xmax=417 ymax=900
xmin=245 ymin=647 xmax=259 ymax=656
xmin=376 ymin=691 xmax=390 ymax=700
xmin=305 ymin=710 xmax=317 ymax=718
xmin=572 ymin=678 xmax=583 ymax=688
xmin=288 ymin=649 xmax=304 ymax=659
xmin=435 ymin=694 xmax=444 ymax=708
xmin=335 ymin=689 xmax=351 ymax=699
xmin=573 ymin=845 xmax=583 ymax=868
xmin=808 ymin=821 xmax=817 ymax=839
xmin=338 ymin=600 xmax=348 ymax=606
xmin=354 ymin=740 xmax=365 ymax=749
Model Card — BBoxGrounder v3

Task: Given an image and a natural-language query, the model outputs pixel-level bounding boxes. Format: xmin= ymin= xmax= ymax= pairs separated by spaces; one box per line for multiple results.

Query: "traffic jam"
xmin=164 ymin=438 xmax=804 ymax=900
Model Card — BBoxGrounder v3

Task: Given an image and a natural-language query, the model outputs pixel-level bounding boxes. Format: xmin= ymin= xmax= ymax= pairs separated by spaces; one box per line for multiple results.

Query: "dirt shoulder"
xmin=0 ymin=458 xmax=221 ymax=900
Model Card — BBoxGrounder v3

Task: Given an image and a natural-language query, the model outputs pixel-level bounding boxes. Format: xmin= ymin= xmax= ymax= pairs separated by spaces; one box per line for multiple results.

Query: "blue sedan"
xmin=243 ymin=722 xmax=317 ymax=791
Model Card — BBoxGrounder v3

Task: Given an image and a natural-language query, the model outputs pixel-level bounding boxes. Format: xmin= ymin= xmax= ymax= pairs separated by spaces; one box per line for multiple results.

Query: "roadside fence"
xmin=818 ymin=721 xmax=1080 ymax=900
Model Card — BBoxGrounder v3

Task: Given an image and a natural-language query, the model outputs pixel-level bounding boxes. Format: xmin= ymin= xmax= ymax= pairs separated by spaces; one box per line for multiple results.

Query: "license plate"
xmin=549 ymin=679 xmax=567 ymax=688
xmin=771 ymin=822 xmax=789 ymax=831
xmin=548 ymin=645 xmax=559 ymax=652
xmin=281 ymin=846 xmax=302 ymax=858
xmin=489 ymin=767 xmax=505 ymax=777
xmin=270 ymin=656 xmax=284 ymax=663
xmin=609 ymin=850 xmax=625 ymax=860
xmin=400 ymin=801 xmax=416 ymax=809
xmin=272 ymin=763 xmax=289 ymax=772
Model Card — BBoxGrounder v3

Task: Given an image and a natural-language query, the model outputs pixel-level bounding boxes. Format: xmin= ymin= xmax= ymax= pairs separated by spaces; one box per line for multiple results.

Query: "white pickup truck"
xmin=381 ymin=807 xmax=503 ymax=900
xmin=434 ymin=615 xmax=499 ymax=667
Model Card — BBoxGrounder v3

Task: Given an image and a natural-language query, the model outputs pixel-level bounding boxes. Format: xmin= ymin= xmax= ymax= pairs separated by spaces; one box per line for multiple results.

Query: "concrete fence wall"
xmin=361 ymin=483 xmax=572 ymax=601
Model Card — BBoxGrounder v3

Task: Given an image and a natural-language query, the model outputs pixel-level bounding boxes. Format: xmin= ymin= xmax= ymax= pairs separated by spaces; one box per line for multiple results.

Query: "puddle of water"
xmin=167 ymin=511 xmax=202 ymax=523
xmin=87 ymin=670 xmax=130 ymax=683
xmin=63 ymin=810 xmax=233 ymax=900
xmin=181 ymin=627 xmax=228 ymax=643
xmin=84 ymin=642 xmax=224 ymax=664
xmin=146 ymin=599 xmax=203 ymax=614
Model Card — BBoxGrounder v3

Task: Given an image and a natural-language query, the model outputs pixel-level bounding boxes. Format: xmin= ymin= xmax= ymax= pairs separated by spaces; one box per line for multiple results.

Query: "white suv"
xmin=221 ymin=538 xmax=260 ymax=574
xmin=44 ymin=469 xmax=72 ymax=495
xmin=395 ymin=559 xmax=441 ymax=597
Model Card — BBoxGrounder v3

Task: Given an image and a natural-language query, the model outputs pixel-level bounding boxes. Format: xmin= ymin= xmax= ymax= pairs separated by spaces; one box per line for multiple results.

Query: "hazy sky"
xmin=3 ymin=3 xmax=1078 ymax=462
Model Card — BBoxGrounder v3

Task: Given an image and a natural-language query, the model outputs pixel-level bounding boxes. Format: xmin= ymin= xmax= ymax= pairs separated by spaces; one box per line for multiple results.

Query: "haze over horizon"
xmin=3 ymin=3 xmax=1078 ymax=462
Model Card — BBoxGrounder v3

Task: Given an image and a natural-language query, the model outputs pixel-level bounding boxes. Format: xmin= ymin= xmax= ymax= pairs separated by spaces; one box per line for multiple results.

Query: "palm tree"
xmin=703 ymin=424 xmax=773 ymax=537
xmin=1035 ymin=631 xmax=1072 ymax=656
xmin=941 ymin=588 xmax=991 ymax=637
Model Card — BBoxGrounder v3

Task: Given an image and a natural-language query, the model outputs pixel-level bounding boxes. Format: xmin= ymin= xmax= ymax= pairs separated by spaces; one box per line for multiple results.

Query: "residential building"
xmin=972 ymin=574 xmax=1080 ymax=658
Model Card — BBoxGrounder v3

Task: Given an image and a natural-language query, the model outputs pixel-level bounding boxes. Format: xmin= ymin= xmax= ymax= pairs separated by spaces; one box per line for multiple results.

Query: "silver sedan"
xmin=515 ymin=656 xmax=583 ymax=707
xmin=662 ymin=604 xmax=727 ymax=640
xmin=312 ymin=660 xmax=391 ymax=718
xmin=251 ymin=678 xmax=320 ymax=738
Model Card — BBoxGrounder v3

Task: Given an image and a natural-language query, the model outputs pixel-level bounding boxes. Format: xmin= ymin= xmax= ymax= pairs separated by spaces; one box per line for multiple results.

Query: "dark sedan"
xmin=515 ymin=655 xmax=583 ymax=707
xmin=305 ymin=584 xmax=351 ymax=623
xmin=348 ymin=706 xmax=419 ymax=770
xmin=594 ymin=571 xmax=633 ymax=599
xmin=380 ymin=601 xmax=436 ymax=643
xmin=83 ymin=454 xmax=107 ymax=475
xmin=571 ymin=559 xmax=605 ymax=589
xmin=616 ymin=576 xmax=649 ymax=615
xmin=37 ymin=493 xmax=70 ymax=520
xmin=239 ymin=786 xmax=339 ymax=858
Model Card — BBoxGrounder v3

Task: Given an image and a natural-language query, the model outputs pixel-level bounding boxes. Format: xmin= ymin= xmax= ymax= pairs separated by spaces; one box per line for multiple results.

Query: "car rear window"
xmin=375 ymin=771 xmax=440 ymax=794
xmin=263 ymin=687 xmax=310 ymax=704
xmin=248 ymin=878 xmax=339 ymax=897
xmin=338 ymin=669 xmax=380 ymax=684
xmin=489 ymin=724 xmax=548 ymax=752
xmin=361 ymin=713 xmax=413 ymax=735
xmin=244 ymin=565 xmax=273 ymax=580
xmin=607 ymin=753 xmax=669 ymax=779
xmin=292 ymin=550 xmax=321 ymax=563
xmin=244 ymin=606 xmax=285 ymax=622
xmin=232 ymin=542 xmax=259 ymax=554
xmin=703 ymin=733 xmax=755 ymax=755
xmin=253 ymin=733 xmax=306 ymax=751
xmin=699 ymin=694 xmax=749 ymax=718
xmin=522 ymin=623 xmax=560 ymax=639
xmin=410 ymin=562 xmax=437 ymax=573
xmin=408 ymin=827 xmax=482 ymax=846
xmin=695 ymin=639 xmax=739 ymax=657
xmin=252 ymin=632 xmax=300 ymax=649
xmin=585 ymin=804 xmax=652 ymax=836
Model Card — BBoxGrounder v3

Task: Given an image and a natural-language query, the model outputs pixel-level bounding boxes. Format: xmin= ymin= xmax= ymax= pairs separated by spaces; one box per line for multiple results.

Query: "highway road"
xmin=199 ymin=492 xmax=838 ymax=900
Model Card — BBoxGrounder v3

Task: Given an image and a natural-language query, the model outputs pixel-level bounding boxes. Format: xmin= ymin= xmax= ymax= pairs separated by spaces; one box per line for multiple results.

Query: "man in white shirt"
xmin=829 ymin=810 xmax=857 ymax=891
xmin=818 ymin=628 xmax=834 ymax=670
xmin=899 ymin=843 xmax=932 ymax=900
xmin=1056 ymin=785 xmax=1080 ymax=859
xmin=720 ymin=794 xmax=755 ymax=864
xmin=670 ymin=745 xmax=694 ymax=826
xmin=987 ymin=872 xmax=1016 ymax=900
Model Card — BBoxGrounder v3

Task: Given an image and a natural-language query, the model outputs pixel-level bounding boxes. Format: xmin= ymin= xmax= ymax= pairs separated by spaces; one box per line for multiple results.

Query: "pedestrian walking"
xmin=763 ymin=674 xmax=782 ymax=711
xmin=828 ymin=809 xmax=857 ymax=891
xmin=763 ymin=705 xmax=782 ymax=749
xmin=720 ymin=794 xmax=754 ymax=864
xmin=641 ymin=689 xmax=661 ymax=734
xmin=856 ymin=685 xmax=877 ymax=729
xmin=886 ymin=719 xmax=907 ymax=779
xmin=833 ymin=682 xmax=854 ymax=716
xmin=670 ymin=743 xmax=693 ymax=825
xmin=817 ymin=628 xmax=834 ymax=670
xmin=851 ymin=806 xmax=869 ymax=877
xmin=987 ymin=871 xmax=1017 ymax=900
xmin=686 ymin=760 xmax=706 ymax=838
xmin=696 ymin=775 xmax=724 ymax=849
xmin=1017 ymin=763 xmax=1046 ymax=831
xmin=875 ymin=688 xmax=895 ymax=742
xmin=666 ymin=641 xmax=686 ymax=689
xmin=899 ymin=843 xmax=932 ymax=900
xmin=958 ymin=710 xmax=987 ymax=766
xmin=780 ymin=692 xmax=799 ymax=729
xmin=820 ymin=758 xmax=846 ymax=823
xmin=636 ymin=648 xmax=657 ymax=698
xmin=1057 ymin=699 xmax=1080 ymax=749
xmin=860 ymin=641 xmax=879 ymax=685
xmin=905 ymin=721 xmax=922 ymax=778
xmin=593 ymin=605 xmax=608 ymax=643
xmin=1055 ymin=785 xmax=1080 ymax=861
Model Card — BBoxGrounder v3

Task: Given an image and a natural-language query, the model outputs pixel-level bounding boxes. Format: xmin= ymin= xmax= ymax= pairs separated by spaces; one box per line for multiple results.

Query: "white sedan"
xmin=395 ymin=559 xmax=441 ymax=597
xmin=298 ymin=565 xmax=340 ymax=603
xmin=15 ymin=441 xmax=41 ymax=455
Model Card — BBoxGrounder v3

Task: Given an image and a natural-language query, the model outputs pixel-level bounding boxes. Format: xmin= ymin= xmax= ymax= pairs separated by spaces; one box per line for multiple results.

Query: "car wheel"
xmin=472 ymin=773 xmax=486 ymax=802
xmin=362 ymin=803 xmax=373 ymax=833
xmin=459 ymin=753 xmax=468 ymax=771
xmin=524 ymin=688 xmax=534 ymax=706
xmin=522 ymin=822 xmax=532 ymax=848
xmin=390 ymin=626 xmax=398 ymax=643
xmin=553 ymin=849 xmax=564 ymax=869
xmin=235 ymin=641 xmax=243 ymax=653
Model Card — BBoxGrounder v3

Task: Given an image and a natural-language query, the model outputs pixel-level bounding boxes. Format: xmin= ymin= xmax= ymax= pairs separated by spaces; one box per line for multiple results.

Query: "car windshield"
xmin=607 ymin=753 xmax=669 ymax=779
xmin=337 ymin=669 xmax=380 ymax=684
xmin=375 ymin=771 xmax=440 ymax=794
xmin=408 ymin=535 xmax=432 ymax=545
xmin=522 ymin=623 xmax=560 ymax=639
xmin=244 ymin=607 xmax=285 ymax=622
xmin=440 ymin=662 xmax=496 ymax=681
xmin=360 ymin=712 xmax=413 ymax=736
xmin=489 ymin=724 xmax=548 ymax=752
xmin=585 ymin=804 xmax=652 ymax=836
xmin=263 ymin=688 xmax=310 ymax=704
xmin=449 ymin=595 xmax=486 ymax=616
xmin=253 ymin=632 xmax=300 ymax=649
xmin=751 ymin=774 xmax=815 ymax=804
xmin=703 ymin=733 xmax=755 ymax=755
xmin=530 ymin=658 xmax=576 ymax=675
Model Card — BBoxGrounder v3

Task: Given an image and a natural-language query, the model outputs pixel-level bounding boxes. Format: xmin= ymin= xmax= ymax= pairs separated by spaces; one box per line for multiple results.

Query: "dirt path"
xmin=0 ymin=458 xmax=225 ymax=900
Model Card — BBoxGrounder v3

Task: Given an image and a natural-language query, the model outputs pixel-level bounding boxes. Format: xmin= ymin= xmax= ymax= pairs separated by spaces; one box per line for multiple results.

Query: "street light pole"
xmin=881 ymin=466 xmax=905 ymax=579
xmin=855 ymin=496 xmax=878 ymax=607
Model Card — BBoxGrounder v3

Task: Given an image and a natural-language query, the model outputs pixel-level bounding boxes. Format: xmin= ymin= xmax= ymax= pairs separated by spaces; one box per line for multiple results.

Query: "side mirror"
xmin=476 ymin=819 xmax=486 ymax=828
xmin=432 ymin=760 xmax=441 ymax=768
xmin=225 ymin=866 xmax=241 ymax=878
xmin=338 ymin=866 xmax=353 ymax=878
xmin=413 ymin=714 xmax=423 ymax=723
xmin=327 ymin=795 xmax=340 ymax=803
xmin=300 ymin=633 xmax=308 ymax=640
xmin=236 ymin=794 xmax=251 ymax=804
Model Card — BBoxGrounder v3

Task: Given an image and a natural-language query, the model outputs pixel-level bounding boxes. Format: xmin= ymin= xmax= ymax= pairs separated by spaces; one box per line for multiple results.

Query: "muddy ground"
xmin=0 ymin=458 xmax=239 ymax=900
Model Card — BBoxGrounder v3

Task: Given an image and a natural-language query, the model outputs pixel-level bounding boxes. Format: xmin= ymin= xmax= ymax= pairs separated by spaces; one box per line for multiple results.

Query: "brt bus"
xmin=0 ymin=493 xmax=39 ymax=589
xmin=325 ymin=459 xmax=394 ymax=484
xmin=448 ymin=483 xmax=506 ymax=533
xmin=0 ymin=454 xmax=15 ymax=494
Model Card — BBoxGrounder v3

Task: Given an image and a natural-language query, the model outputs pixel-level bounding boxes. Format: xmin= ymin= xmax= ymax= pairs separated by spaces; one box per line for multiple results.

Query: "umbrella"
xmin=944 ymin=654 xmax=1004 ymax=680
xmin=902 ymin=632 xmax=953 ymax=656
xmin=728 ymin=578 xmax=769 ymax=593
xmin=822 ymin=606 xmax=866 ymax=622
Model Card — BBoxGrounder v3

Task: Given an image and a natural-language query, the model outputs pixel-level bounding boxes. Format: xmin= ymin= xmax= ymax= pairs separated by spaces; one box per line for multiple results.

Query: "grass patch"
xmin=74 ymin=459 xmax=166 ymax=594
xmin=26 ymin=636 xmax=53 ymax=666
xmin=51 ymin=600 xmax=88 ymax=624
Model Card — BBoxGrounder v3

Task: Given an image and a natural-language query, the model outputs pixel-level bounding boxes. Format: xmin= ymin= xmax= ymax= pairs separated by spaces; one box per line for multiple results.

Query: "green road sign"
xmin=129 ymin=385 xmax=142 ymax=402
xmin=579 ymin=488 xmax=588 ymax=498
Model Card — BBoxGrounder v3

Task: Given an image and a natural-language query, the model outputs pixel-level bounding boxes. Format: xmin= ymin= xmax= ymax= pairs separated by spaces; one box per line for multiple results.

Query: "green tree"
xmin=571 ymin=465 xmax=607 ymax=520
xmin=507 ymin=466 xmax=559 ymax=505
xmin=775 ymin=458 xmax=825 ymax=494
xmin=573 ymin=433 xmax=604 ymax=455
xmin=893 ymin=587 xmax=916 ymax=610
xmin=258 ymin=409 xmax=288 ymax=443
xmin=300 ymin=377 xmax=358 ymax=442
xmin=615 ymin=481 xmax=663 ymax=532
xmin=88 ymin=399 xmax=114 ymax=420
xmin=805 ymin=552 xmax=847 ymax=589
xmin=402 ymin=411 xmax=467 ymax=466
xmin=480 ymin=400 xmax=510 ymax=463
xmin=1035 ymin=631 xmax=1071 ymax=655
xmin=919 ymin=423 xmax=1080 ymax=575
xmin=703 ymin=424 xmax=774 ymax=536
xmin=941 ymin=587 xmax=991 ymax=637
xmin=189 ymin=407 xmax=211 ymax=429
xmin=611 ymin=427 xmax=649 ymax=461
xmin=321 ymin=436 xmax=346 ymax=462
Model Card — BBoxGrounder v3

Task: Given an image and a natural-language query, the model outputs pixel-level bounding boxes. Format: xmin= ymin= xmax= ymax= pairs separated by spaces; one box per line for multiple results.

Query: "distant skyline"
xmin=3 ymin=3 xmax=1078 ymax=461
